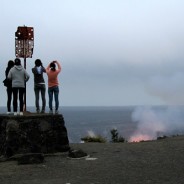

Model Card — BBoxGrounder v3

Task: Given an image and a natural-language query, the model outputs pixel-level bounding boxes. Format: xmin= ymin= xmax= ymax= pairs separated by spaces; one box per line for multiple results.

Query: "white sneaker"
xmin=7 ymin=112 xmax=11 ymax=115
xmin=14 ymin=112 xmax=17 ymax=116
xmin=19 ymin=112 xmax=23 ymax=116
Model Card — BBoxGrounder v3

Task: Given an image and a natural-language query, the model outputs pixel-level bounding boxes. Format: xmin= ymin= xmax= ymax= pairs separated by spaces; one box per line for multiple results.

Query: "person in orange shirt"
xmin=46 ymin=60 xmax=61 ymax=114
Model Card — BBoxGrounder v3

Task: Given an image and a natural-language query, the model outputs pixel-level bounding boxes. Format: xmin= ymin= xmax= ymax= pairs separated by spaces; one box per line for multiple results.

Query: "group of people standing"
xmin=4 ymin=58 xmax=61 ymax=115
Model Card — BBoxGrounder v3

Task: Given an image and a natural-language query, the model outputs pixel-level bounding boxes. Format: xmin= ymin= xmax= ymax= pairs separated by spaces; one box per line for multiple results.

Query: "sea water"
xmin=0 ymin=106 xmax=137 ymax=143
xmin=1 ymin=105 xmax=184 ymax=143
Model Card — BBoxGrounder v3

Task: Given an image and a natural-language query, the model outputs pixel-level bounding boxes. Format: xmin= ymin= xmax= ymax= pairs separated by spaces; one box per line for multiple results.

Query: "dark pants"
xmin=34 ymin=84 xmax=46 ymax=111
xmin=7 ymin=87 xmax=13 ymax=112
xmin=12 ymin=87 xmax=25 ymax=112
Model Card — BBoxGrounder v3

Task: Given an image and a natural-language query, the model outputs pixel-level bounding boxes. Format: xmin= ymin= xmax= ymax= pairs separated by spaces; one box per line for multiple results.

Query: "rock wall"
xmin=0 ymin=114 xmax=70 ymax=157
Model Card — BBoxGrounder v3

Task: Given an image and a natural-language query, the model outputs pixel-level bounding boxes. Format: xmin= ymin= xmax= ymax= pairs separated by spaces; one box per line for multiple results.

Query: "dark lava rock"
xmin=68 ymin=149 xmax=88 ymax=158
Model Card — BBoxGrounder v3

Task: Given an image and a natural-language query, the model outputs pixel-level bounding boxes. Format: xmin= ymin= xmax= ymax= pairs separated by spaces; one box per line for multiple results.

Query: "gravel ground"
xmin=0 ymin=136 xmax=184 ymax=184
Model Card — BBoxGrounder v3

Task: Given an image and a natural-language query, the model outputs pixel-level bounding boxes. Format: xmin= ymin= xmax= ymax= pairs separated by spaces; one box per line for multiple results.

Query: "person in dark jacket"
xmin=32 ymin=59 xmax=46 ymax=113
xmin=5 ymin=60 xmax=14 ymax=114
xmin=8 ymin=58 xmax=30 ymax=116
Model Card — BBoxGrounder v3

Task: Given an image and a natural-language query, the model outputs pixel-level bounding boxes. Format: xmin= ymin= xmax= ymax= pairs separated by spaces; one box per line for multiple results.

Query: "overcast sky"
xmin=1 ymin=0 xmax=184 ymax=107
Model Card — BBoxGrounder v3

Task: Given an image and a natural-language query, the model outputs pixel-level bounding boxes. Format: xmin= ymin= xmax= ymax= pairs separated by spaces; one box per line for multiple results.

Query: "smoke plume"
xmin=129 ymin=72 xmax=184 ymax=142
xmin=129 ymin=106 xmax=184 ymax=142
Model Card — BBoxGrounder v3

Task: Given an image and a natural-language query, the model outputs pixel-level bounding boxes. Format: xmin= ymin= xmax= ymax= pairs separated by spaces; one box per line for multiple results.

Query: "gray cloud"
xmin=1 ymin=0 xmax=184 ymax=106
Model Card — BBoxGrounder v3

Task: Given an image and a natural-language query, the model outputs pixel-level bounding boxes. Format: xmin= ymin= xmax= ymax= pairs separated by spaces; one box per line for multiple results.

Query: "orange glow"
xmin=129 ymin=134 xmax=153 ymax=142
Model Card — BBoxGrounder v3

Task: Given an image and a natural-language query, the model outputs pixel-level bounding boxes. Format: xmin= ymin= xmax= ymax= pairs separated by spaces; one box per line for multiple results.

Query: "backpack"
xmin=3 ymin=78 xmax=9 ymax=87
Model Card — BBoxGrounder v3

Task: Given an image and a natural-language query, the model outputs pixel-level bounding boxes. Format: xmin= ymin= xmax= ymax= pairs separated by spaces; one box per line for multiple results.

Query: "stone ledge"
xmin=0 ymin=114 xmax=70 ymax=158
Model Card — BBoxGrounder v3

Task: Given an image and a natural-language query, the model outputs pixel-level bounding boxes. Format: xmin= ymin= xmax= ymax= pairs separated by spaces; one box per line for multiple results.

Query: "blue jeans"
xmin=48 ymin=86 xmax=59 ymax=110
xmin=34 ymin=84 xmax=46 ymax=111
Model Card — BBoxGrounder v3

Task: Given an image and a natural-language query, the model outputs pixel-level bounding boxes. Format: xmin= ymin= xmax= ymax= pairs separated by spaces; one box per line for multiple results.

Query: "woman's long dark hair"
xmin=35 ymin=59 xmax=42 ymax=67
xmin=6 ymin=60 xmax=14 ymax=77
xmin=7 ymin=60 xmax=14 ymax=68
xmin=50 ymin=62 xmax=56 ymax=71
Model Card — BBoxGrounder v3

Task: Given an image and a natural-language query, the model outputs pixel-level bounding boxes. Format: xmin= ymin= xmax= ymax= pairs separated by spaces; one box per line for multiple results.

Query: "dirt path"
xmin=0 ymin=136 xmax=184 ymax=184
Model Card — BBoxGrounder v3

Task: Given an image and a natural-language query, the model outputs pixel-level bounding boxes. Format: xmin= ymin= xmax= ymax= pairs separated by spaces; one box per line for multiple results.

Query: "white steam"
xmin=129 ymin=106 xmax=184 ymax=142
xmin=87 ymin=130 xmax=96 ymax=137
xmin=129 ymin=72 xmax=184 ymax=142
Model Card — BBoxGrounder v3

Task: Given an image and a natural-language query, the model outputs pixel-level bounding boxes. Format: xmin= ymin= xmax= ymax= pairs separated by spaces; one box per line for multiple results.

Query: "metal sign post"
xmin=15 ymin=26 xmax=34 ymax=111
